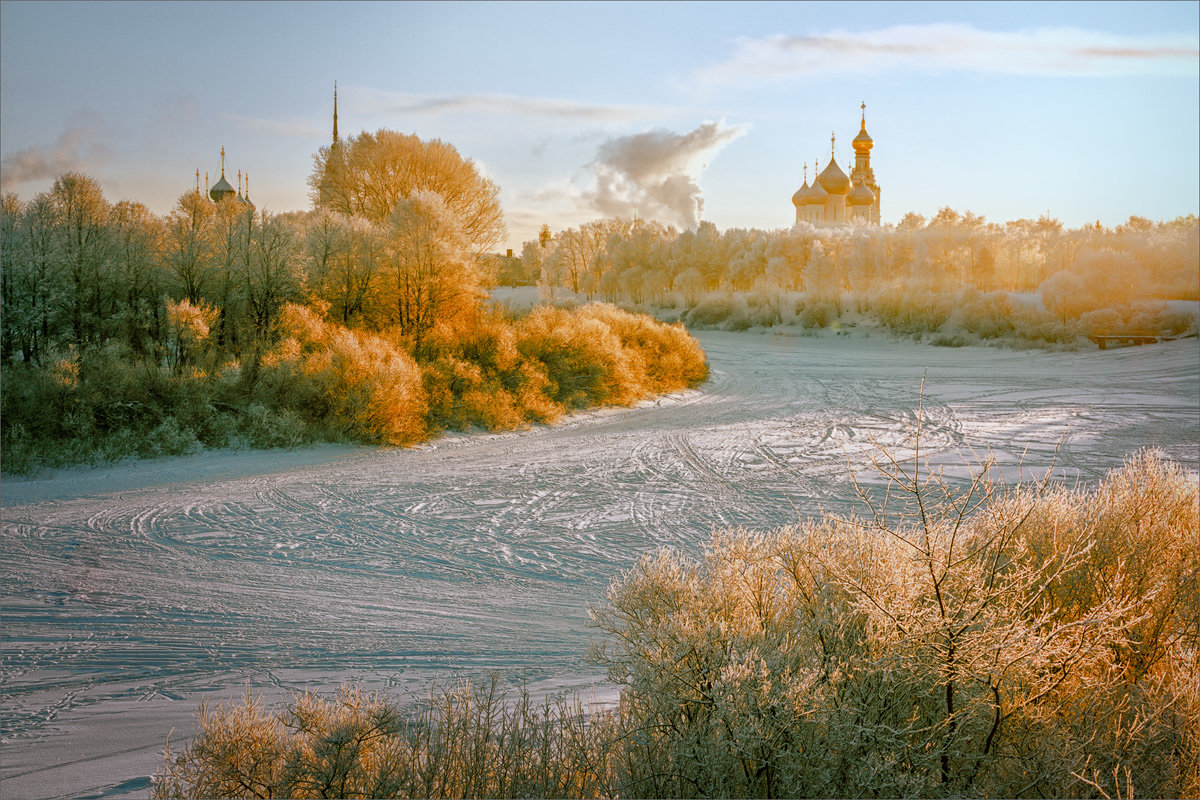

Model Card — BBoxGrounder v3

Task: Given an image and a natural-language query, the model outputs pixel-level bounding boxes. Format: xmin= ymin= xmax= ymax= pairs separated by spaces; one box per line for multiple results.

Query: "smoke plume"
xmin=1 ymin=118 xmax=110 ymax=193
xmin=582 ymin=120 xmax=749 ymax=229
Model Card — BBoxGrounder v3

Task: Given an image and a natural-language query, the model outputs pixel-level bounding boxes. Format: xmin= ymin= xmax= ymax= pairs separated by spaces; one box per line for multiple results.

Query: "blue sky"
xmin=1 ymin=1 xmax=1196 ymax=249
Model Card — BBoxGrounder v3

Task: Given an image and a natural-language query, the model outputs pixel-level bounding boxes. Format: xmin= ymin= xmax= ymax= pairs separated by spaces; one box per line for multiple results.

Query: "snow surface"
xmin=2 ymin=330 xmax=1197 ymax=799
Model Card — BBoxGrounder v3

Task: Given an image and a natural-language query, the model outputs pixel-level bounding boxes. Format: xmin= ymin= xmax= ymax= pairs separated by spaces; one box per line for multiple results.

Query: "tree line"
xmin=510 ymin=210 xmax=1198 ymax=345
xmin=2 ymin=130 xmax=510 ymax=366
xmin=0 ymin=131 xmax=707 ymax=473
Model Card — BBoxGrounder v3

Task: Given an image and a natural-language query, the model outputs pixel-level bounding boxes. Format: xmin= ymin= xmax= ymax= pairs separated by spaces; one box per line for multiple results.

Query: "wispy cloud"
xmin=690 ymin=24 xmax=1199 ymax=86
xmin=349 ymin=87 xmax=675 ymax=123
xmin=579 ymin=120 xmax=750 ymax=229
xmin=226 ymin=113 xmax=325 ymax=139
xmin=1 ymin=112 xmax=111 ymax=192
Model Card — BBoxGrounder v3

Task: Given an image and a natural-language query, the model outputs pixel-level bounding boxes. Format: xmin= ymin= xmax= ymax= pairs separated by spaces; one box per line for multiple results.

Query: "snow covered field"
xmin=2 ymin=330 xmax=1197 ymax=799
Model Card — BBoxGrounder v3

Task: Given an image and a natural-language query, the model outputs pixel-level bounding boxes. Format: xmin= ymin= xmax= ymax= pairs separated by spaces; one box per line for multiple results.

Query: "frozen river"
xmin=2 ymin=330 xmax=1198 ymax=799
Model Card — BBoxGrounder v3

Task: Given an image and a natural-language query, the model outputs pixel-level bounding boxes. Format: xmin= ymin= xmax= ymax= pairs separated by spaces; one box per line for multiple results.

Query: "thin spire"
xmin=830 ymin=132 xmax=836 ymax=159
xmin=237 ymin=169 xmax=242 ymax=194
xmin=245 ymin=173 xmax=249 ymax=199
xmin=333 ymin=81 xmax=339 ymax=144
xmin=803 ymin=164 xmax=808 ymax=184
xmin=205 ymin=171 xmax=209 ymax=194
xmin=195 ymin=168 xmax=200 ymax=195
xmin=861 ymin=101 xmax=866 ymax=129
xmin=220 ymin=146 xmax=226 ymax=177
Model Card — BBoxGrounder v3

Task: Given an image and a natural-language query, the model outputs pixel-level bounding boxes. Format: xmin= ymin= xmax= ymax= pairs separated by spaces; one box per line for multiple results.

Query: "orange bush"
xmin=256 ymin=304 xmax=427 ymax=445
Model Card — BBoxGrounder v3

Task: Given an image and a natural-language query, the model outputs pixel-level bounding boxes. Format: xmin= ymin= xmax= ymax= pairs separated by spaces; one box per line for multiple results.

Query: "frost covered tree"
xmin=242 ymin=212 xmax=302 ymax=340
xmin=47 ymin=172 xmax=116 ymax=346
xmin=163 ymin=189 xmax=216 ymax=304
xmin=384 ymin=189 xmax=481 ymax=342
xmin=302 ymin=209 xmax=381 ymax=327
xmin=308 ymin=129 xmax=505 ymax=257
xmin=109 ymin=199 xmax=166 ymax=354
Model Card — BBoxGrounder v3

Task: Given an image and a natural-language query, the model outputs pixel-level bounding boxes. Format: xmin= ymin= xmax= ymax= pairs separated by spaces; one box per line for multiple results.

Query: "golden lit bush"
xmin=255 ymin=303 xmax=427 ymax=445
xmin=574 ymin=302 xmax=707 ymax=393
xmin=154 ymin=680 xmax=618 ymax=800
xmin=515 ymin=305 xmax=640 ymax=408
xmin=419 ymin=352 xmax=526 ymax=432
xmin=416 ymin=315 xmax=549 ymax=432
xmin=515 ymin=303 xmax=706 ymax=410
xmin=2 ymin=299 xmax=705 ymax=472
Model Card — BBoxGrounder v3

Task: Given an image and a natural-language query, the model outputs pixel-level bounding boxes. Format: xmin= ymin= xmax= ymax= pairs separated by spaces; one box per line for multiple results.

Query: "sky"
xmin=1 ymin=0 xmax=1197 ymax=251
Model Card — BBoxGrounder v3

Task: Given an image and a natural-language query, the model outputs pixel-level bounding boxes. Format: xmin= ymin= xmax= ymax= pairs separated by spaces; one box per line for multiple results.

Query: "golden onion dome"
xmin=209 ymin=146 xmax=236 ymax=202
xmin=209 ymin=174 xmax=235 ymax=203
xmin=805 ymin=174 xmax=829 ymax=204
xmin=792 ymin=181 xmax=809 ymax=208
xmin=853 ymin=103 xmax=874 ymax=153
xmin=817 ymin=157 xmax=851 ymax=194
xmin=853 ymin=125 xmax=873 ymax=153
xmin=847 ymin=181 xmax=876 ymax=205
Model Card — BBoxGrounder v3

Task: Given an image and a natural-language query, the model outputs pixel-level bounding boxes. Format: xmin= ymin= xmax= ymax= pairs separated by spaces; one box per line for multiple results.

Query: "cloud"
xmin=349 ymin=87 xmax=674 ymax=123
xmin=579 ymin=120 xmax=750 ymax=229
xmin=1 ymin=113 xmax=111 ymax=192
xmin=226 ymin=113 xmax=325 ymax=139
xmin=690 ymin=24 xmax=1199 ymax=86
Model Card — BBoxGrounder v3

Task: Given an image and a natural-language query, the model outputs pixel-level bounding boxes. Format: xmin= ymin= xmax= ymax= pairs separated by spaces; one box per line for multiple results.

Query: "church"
xmin=192 ymin=146 xmax=254 ymax=211
xmin=792 ymin=104 xmax=880 ymax=225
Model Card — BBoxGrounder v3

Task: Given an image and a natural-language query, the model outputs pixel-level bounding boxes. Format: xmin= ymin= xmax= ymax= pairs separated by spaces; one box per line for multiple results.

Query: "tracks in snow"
xmin=1 ymin=332 xmax=1197 ymax=798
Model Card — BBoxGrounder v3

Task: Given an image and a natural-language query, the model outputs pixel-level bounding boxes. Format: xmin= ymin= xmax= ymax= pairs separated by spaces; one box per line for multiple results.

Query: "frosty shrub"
xmin=745 ymin=291 xmax=782 ymax=327
xmin=1120 ymin=301 xmax=1198 ymax=337
xmin=166 ymin=299 xmax=216 ymax=373
xmin=865 ymin=280 xmax=955 ymax=336
xmin=157 ymin=448 xmax=1197 ymax=799
xmin=684 ymin=294 xmax=750 ymax=330
xmin=795 ymin=298 xmax=839 ymax=329
xmin=417 ymin=314 xmax=547 ymax=432
xmin=236 ymin=402 xmax=310 ymax=449
xmin=592 ymin=448 xmax=1198 ymax=798
xmin=1078 ymin=307 xmax=1125 ymax=337
xmin=412 ymin=304 xmax=704 ymax=432
xmin=154 ymin=680 xmax=619 ymax=800
xmin=0 ymin=342 xmax=228 ymax=471
xmin=255 ymin=304 xmax=427 ymax=445
xmin=572 ymin=303 xmax=707 ymax=395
